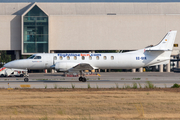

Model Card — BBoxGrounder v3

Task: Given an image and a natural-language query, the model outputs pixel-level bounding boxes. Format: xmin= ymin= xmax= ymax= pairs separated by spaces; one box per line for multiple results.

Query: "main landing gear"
xmin=79 ymin=76 xmax=86 ymax=82
xmin=79 ymin=70 xmax=87 ymax=82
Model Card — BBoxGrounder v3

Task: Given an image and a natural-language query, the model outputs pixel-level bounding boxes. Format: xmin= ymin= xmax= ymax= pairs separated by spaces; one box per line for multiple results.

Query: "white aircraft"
xmin=4 ymin=31 xmax=177 ymax=82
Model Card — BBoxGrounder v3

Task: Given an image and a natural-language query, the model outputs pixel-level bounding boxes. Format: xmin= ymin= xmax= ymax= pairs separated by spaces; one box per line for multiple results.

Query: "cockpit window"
xmin=28 ymin=55 xmax=35 ymax=59
xmin=34 ymin=56 xmax=41 ymax=59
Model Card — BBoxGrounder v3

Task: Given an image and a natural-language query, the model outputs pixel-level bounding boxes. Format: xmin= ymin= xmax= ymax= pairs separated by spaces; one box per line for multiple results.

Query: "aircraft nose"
xmin=4 ymin=60 xmax=20 ymax=68
xmin=4 ymin=60 xmax=27 ymax=69
xmin=4 ymin=62 xmax=10 ymax=68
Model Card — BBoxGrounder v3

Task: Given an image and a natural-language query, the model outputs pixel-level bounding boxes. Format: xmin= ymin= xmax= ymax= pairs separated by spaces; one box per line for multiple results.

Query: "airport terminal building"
xmin=0 ymin=0 xmax=180 ymax=72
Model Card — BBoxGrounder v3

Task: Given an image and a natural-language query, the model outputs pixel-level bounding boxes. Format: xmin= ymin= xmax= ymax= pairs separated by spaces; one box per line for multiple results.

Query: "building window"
xmin=111 ymin=56 xmax=114 ymax=60
xmin=67 ymin=56 xmax=70 ymax=60
xmin=82 ymin=56 xmax=85 ymax=60
xmin=103 ymin=56 xmax=107 ymax=60
xmin=23 ymin=5 xmax=48 ymax=53
xmin=96 ymin=56 xmax=99 ymax=60
xmin=74 ymin=56 xmax=77 ymax=60
xmin=89 ymin=56 xmax=92 ymax=60
xmin=60 ymin=56 xmax=63 ymax=60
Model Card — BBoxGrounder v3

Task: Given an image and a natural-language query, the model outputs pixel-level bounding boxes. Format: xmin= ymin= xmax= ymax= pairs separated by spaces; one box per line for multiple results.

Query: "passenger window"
xmin=96 ymin=56 xmax=99 ymax=60
xmin=59 ymin=56 xmax=63 ymax=60
xmin=89 ymin=56 xmax=92 ymax=60
xmin=111 ymin=56 xmax=114 ymax=60
xmin=103 ymin=56 xmax=107 ymax=60
xmin=82 ymin=56 xmax=85 ymax=60
xmin=74 ymin=56 xmax=77 ymax=60
xmin=67 ymin=56 xmax=70 ymax=60
xmin=53 ymin=56 xmax=57 ymax=60
xmin=34 ymin=56 xmax=41 ymax=59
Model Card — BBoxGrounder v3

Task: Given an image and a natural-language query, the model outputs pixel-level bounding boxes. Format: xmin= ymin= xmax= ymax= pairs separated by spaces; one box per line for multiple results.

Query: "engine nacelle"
xmin=55 ymin=62 xmax=78 ymax=71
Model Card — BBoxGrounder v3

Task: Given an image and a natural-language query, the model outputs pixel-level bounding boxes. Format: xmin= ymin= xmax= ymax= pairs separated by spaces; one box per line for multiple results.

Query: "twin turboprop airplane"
xmin=4 ymin=31 xmax=177 ymax=82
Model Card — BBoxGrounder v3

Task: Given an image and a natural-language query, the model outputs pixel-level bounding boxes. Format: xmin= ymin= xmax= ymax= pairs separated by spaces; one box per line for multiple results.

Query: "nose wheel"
xmin=24 ymin=77 xmax=29 ymax=82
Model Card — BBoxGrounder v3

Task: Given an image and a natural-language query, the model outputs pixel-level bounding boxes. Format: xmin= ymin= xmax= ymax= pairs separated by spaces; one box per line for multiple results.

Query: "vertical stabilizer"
xmin=145 ymin=31 xmax=177 ymax=51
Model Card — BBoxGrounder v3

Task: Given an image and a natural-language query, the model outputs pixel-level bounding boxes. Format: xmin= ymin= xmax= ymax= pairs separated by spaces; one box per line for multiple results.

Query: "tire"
xmin=79 ymin=77 xmax=83 ymax=81
xmin=24 ymin=78 xmax=29 ymax=82
xmin=82 ymin=77 xmax=87 ymax=82
xmin=20 ymin=74 xmax=24 ymax=77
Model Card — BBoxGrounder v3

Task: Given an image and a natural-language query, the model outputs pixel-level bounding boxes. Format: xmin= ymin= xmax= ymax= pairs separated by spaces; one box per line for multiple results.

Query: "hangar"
xmin=0 ymin=0 xmax=180 ymax=72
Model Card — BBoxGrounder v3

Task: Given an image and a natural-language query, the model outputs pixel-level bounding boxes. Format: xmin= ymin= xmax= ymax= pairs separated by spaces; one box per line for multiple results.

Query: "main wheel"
xmin=82 ymin=77 xmax=87 ymax=82
xmin=1 ymin=74 xmax=4 ymax=77
xmin=79 ymin=77 xmax=83 ymax=81
xmin=24 ymin=77 xmax=29 ymax=82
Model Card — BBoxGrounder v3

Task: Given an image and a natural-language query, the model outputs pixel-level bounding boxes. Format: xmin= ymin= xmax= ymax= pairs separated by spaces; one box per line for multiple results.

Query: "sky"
xmin=0 ymin=0 xmax=180 ymax=2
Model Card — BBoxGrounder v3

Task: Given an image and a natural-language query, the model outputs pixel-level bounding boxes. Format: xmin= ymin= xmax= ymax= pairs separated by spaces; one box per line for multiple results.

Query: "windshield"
xmin=34 ymin=56 xmax=41 ymax=59
xmin=28 ymin=55 xmax=35 ymax=59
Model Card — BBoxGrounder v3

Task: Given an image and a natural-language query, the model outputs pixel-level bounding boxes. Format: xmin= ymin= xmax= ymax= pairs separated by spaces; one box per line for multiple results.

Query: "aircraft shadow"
xmin=43 ymin=74 xmax=64 ymax=77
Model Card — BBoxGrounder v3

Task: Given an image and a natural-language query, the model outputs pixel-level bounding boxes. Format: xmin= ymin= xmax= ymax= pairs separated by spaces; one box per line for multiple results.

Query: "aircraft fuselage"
xmin=4 ymin=49 xmax=170 ymax=70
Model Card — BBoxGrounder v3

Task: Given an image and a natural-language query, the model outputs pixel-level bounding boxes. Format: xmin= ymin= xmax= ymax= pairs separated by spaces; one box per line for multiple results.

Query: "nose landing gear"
xmin=24 ymin=68 xmax=29 ymax=82
xmin=24 ymin=77 xmax=29 ymax=82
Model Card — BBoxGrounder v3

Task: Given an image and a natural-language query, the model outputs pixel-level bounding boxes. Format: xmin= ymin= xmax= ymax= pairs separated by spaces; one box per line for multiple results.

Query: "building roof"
xmin=0 ymin=0 xmax=180 ymax=2
xmin=0 ymin=2 xmax=180 ymax=15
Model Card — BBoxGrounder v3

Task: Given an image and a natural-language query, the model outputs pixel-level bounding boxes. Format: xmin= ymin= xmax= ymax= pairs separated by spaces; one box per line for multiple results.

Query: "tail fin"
xmin=144 ymin=31 xmax=177 ymax=66
xmin=145 ymin=31 xmax=177 ymax=51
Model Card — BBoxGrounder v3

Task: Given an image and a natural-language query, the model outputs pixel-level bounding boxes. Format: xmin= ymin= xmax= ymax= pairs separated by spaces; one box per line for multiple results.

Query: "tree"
xmin=0 ymin=51 xmax=11 ymax=65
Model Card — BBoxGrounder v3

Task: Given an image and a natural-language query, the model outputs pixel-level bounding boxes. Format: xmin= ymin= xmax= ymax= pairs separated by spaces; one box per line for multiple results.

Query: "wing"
xmin=70 ymin=63 xmax=94 ymax=71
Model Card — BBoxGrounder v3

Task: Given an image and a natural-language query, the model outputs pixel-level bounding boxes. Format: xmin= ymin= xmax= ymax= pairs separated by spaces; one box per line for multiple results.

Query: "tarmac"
xmin=0 ymin=72 xmax=180 ymax=89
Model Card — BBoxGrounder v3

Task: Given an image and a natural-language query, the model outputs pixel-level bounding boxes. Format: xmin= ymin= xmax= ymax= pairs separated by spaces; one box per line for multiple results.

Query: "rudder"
xmin=145 ymin=31 xmax=177 ymax=51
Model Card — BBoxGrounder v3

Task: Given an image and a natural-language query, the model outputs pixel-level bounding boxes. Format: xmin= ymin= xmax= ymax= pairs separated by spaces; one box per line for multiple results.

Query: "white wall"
xmin=49 ymin=15 xmax=180 ymax=51
xmin=0 ymin=2 xmax=180 ymax=54
xmin=0 ymin=15 xmax=21 ymax=50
